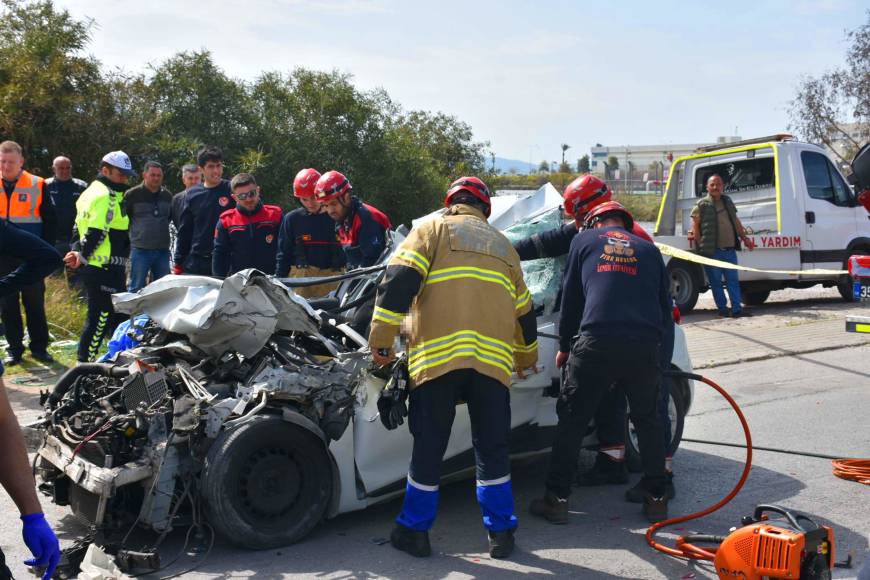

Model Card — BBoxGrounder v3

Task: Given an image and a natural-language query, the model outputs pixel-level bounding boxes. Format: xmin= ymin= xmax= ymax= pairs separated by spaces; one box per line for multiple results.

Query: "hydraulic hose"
xmin=48 ymin=363 xmax=130 ymax=408
xmin=647 ymin=370 xmax=754 ymax=561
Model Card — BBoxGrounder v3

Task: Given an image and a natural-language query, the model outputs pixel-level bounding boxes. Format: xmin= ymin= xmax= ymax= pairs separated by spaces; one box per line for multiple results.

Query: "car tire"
xmin=667 ymin=260 xmax=700 ymax=314
xmin=742 ymin=289 xmax=770 ymax=306
xmin=625 ymin=375 xmax=686 ymax=473
xmin=201 ymin=414 xmax=333 ymax=549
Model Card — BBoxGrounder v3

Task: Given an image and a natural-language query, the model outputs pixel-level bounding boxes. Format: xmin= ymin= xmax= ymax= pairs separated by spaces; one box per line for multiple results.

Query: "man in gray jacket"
xmin=123 ymin=161 xmax=173 ymax=292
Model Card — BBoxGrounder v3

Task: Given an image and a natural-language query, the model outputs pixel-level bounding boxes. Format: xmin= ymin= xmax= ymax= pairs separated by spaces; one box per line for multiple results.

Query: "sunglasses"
xmin=234 ymin=189 xmax=258 ymax=201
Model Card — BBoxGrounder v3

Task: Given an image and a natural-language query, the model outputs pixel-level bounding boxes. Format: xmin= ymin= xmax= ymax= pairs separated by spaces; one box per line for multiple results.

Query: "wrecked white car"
xmin=32 ymin=185 xmax=694 ymax=557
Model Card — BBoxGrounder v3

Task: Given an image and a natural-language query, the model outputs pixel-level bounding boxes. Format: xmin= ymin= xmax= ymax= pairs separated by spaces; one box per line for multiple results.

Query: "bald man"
xmin=45 ymin=156 xmax=87 ymax=253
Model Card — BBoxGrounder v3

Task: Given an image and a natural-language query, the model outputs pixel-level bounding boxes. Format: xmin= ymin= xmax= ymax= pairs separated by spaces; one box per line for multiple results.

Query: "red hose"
xmin=646 ymin=373 xmax=753 ymax=561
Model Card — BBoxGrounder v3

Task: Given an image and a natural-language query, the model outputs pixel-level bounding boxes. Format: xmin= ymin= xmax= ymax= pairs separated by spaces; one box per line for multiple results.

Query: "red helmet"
xmin=583 ymin=201 xmax=634 ymax=231
xmin=314 ymin=170 xmax=352 ymax=202
xmin=563 ymin=175 xmax=612 ymax=219
xmin=444 ymin=176 xmax=492 ymax=217
xmin=293 ymin=168 xmax=321 ymax=198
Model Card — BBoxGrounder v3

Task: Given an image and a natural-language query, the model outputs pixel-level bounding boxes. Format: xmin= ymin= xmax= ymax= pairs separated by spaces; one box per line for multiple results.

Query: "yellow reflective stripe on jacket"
xmin=425 ymin=266 xmax=516 ymax=298
xmin=394 ymin=248 xmax=430 ymax=275
xmin=515 ymin=288 xmax=531 ymax=311
xmin=409 ymin=339 xmax=513 ymax=378
xmin=409 ymin=330 xmax=514 ymax=377
xmin=513 ymin=339 xmax=537 ymax=354
xmin=372 ymin=305 xmax=404 ymax=326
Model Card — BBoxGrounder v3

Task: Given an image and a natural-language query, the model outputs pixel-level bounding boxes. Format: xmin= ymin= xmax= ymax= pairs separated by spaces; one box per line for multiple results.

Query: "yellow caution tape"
xmin=654 ymin=242 xmax=848 ymax=276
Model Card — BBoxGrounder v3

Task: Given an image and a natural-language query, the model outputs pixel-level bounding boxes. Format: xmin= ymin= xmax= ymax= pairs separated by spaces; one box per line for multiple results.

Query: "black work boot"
xmin=643 ymin=495 xmax=668 ymax=523
xmin=488 ymin=529 xmax=515 ymax=559
xmin=529 ymin=491 xmax=569 ymax=525
xmin=625 ymin=472 xmax=676 ymax=503
xmin=575 ymin=454 xmax=629 ymax=486
xmin=390 ymin=523 xmax=431 ymax=557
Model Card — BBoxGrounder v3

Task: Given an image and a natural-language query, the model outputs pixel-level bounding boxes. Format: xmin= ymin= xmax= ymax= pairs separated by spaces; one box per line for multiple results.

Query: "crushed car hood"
xmin=112 ymin=269 xmax=320 ymax=357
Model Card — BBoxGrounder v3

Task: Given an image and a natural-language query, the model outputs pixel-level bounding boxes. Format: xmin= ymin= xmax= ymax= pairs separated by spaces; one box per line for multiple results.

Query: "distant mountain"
xmin=493 ymin=156 xmax=536 ymax=175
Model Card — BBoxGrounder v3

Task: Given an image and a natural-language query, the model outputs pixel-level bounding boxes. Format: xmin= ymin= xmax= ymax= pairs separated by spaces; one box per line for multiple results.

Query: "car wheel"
xmin=667 ymin=260 xmax=699 ymax=314
xmin=742 ymin=289 xmax=770 ymax=306
xmin=201 ymin=414 xmax=332 ymax=549
xmin=625 ymin=375 xmax=686 ymax=473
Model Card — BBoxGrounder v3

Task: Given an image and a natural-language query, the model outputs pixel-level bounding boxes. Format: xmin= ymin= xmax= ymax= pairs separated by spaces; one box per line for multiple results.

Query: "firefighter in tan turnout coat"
xmin=368 ymin=176 xmax=538 ymax=560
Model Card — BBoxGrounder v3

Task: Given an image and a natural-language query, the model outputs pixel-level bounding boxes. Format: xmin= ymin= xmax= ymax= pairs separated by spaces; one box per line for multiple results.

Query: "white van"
xmin=653 ymin=134 xmax=870 ymax=312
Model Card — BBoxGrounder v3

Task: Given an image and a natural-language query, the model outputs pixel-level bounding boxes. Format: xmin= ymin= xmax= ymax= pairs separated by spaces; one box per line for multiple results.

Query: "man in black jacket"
xmin=529 ymin=202 xmax=673 ymax=524
xmin=173 ymin=147 xmax=234 ymax=275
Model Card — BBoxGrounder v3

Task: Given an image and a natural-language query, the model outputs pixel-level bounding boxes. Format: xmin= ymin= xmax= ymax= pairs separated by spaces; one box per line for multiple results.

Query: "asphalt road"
xmin=2 ymin=303 xmax=868 ymax=578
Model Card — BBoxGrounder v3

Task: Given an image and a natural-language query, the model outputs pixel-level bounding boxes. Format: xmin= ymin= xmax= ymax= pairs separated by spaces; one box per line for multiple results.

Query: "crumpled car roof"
xmin=112 ymin=269 xmax=320 ymax=357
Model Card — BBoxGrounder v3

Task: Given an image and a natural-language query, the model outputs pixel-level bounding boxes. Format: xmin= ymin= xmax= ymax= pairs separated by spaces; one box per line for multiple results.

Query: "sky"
xmin=55 ymin=0 xmax=865 ymax=166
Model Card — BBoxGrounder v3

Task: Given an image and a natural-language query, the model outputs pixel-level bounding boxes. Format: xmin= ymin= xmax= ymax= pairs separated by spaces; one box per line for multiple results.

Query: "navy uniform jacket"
xmin=558 ymin=225 xmax=673 ymax=354
xmin=45 ymin=177 xmax=87 ymax=244
xmin=173 ymin=180 xmax=234 ymax=271
xmin=0 ymin=221 xmax=62 ymax=375
xmin=337 ymin=196 xmax=391 ymax=268
xmin=275 ymin=208 xmax=345 ymax=275
xmin=212 ymin=204 xmax=282 ymax=277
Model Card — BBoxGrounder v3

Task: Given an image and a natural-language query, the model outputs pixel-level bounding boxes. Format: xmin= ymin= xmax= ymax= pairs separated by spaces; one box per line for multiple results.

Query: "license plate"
xmin=855 ymin=282 xmax=870 ymax=301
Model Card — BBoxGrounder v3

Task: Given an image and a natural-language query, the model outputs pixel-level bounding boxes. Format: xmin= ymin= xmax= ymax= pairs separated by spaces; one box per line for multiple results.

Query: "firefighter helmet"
xmin=314 ymin=170 xmax=352 ymax=202
xmin=293 ymin=168 xmax=321 ymax=198
xmin=563 ymin=175 xmax=612 ymax=219
xmin=583 ymin=201 xmax=634 ymax=231
xmin=444 ymin=176 xmax=492 ymax=217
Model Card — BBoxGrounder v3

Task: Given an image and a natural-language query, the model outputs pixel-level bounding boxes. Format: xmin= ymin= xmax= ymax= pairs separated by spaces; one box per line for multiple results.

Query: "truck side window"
xmin=801 ymin=151 xmax=853 ymax=207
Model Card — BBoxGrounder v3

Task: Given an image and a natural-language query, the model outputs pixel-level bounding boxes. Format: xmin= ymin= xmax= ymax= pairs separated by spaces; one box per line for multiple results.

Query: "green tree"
xmin=607 ymin=155 xmax=619 ymax=171
xmin=789 ymin=10 xmax=870 ymax=162
xmin=538 ymin=160 xmax=550 ymax=172
xmin=577 ymin=155 xmax=590 ymax=173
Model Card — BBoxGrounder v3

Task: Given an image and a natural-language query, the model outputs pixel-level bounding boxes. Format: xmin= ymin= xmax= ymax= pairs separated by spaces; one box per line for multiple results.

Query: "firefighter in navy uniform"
xmin=64 ymin=151 xmax=133 ymax=363
xmin=368 ymin=177 xmax=538 ymax=560
xmin=212 ymin=173 xmax=282 ymax=277
xmin=529 ymin=201 xmax=673 ymax=524
xmin=0 ymin=221 xmax=61 ymax=580
xmin=514 ymin=175 xmax=677 ymax=499
xmin=314 ymin=170 xmax=391 ymax=268
xmin=275 ymin=168 xmax=345 ymax=298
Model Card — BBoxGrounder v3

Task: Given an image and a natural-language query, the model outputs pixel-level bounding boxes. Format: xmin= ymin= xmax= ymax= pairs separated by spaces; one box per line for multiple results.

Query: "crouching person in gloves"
xmin=529 ymin=202 xmax=673 ymax=524
xmin=369 ymin=176 xmax=538 ymax=560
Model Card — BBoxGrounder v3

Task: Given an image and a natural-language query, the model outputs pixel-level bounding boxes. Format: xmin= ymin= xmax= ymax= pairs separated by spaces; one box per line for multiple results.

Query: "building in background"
xmin=589 ymin=136 xmax=742 ymax=193
xmin=825 ymin=122 xmax=870 ymax=165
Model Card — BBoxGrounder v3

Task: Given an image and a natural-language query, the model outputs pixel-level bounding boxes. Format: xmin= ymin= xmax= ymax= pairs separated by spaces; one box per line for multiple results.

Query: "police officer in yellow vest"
xmin=369 ymin=177 xmax=538 ymax=560
xmin=0 ymin=141 xmax=58 ymax=365
xmin=63 ymin=152 xmax=133 ymax=362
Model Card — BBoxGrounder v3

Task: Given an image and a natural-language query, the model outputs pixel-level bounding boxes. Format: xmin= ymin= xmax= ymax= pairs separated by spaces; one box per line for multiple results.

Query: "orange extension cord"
xmin=646 ymin=372 xmax=753 ymax=561
xmin=832 ymin=459 xmax=870 ymax=485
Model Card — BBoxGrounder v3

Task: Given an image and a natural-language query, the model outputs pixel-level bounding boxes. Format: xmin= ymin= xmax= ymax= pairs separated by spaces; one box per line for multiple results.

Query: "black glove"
xmin=377 ymin=356 xmax=409 ymax=430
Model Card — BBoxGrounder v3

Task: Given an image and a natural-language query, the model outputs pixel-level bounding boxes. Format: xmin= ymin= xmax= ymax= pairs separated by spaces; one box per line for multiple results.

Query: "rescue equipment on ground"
xmin=647 ymin=370 xmax=837 ymax=580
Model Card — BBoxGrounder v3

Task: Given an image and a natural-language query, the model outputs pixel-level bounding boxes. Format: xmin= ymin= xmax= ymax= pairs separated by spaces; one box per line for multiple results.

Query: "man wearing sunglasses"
xmin=212 ymin=173 xmax=282 ymax=277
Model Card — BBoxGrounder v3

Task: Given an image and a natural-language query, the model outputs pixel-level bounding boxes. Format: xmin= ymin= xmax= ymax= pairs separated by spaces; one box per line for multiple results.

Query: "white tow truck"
xmin=653 ymin=134 xmax=870 ymax=312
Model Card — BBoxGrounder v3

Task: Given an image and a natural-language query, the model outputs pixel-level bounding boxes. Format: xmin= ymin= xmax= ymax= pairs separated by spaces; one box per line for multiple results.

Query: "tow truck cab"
xmin=654 ymin=134 xmax=870 ymax=312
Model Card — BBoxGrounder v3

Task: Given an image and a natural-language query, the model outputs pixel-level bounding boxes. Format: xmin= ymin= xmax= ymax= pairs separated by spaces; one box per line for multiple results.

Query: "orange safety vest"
xmin=1 ymin=170 xmax=44 ymax=226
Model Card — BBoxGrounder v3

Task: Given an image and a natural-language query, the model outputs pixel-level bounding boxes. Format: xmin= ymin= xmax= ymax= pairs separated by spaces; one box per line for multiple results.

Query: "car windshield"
xmin=502 ymin=206 xmax=566 ymax=314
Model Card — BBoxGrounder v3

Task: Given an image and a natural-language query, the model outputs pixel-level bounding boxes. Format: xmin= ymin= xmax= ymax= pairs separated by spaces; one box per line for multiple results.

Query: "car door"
xmin=799 ymin=149 xmax=859 ymax=269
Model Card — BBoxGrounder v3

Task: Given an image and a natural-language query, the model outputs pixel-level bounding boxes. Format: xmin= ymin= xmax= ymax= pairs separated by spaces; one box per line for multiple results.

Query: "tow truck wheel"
xmin=201 ymin=414 xmax=332 ymax=549
xmin=667 ymin=260 xmax=699 ymax=314
xmin=625 ymin=375 xmax=686 ymax=473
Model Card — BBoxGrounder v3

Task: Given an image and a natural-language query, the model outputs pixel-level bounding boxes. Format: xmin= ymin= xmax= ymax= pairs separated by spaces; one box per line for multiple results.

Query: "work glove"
xmin=171 ymin=264 xmax=184 ymax=275
xmin=377 ymin=355 xmax=409 ymax=430
xmin=21 ymin=513 xmax=60 ymax=580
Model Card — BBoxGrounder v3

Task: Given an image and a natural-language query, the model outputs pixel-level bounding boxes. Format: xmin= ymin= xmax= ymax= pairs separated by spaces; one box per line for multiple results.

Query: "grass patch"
xmin=613 ymin=193 xmax=663 ymax=223
xmin=1 ymin=274 xmax=85 ymax=374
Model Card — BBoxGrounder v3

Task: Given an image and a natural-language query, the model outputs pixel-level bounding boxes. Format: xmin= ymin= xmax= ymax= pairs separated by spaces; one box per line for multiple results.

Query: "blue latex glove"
xmin=21 ymin=513 xmax=60 ymax=580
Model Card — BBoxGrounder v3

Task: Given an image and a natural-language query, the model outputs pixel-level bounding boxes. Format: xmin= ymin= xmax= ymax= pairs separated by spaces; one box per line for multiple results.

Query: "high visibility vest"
xmin=1 ymin=171 xmax=44 ymax=232
xmin=75 ymin=180 xmax=129 ymax=268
